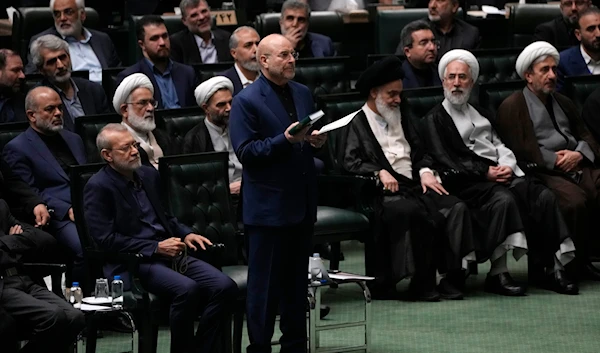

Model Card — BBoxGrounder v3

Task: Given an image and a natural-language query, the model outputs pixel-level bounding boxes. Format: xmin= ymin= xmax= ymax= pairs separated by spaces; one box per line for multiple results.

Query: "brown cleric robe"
xmin=496 ymin=89 xmax=600 ymax=261
xmin=338 ymin=106 xmax=475 ymax=288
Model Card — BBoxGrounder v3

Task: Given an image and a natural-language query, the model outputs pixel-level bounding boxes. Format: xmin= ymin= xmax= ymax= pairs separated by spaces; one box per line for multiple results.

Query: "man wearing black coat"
xmin=533 ymin=0 xmax=591 ymax=48
xmin=0 ymin=50 xmax=27 ymax=123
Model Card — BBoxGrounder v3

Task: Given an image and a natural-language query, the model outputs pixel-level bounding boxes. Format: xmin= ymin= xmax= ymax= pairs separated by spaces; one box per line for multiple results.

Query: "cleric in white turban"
xmin=438 ymin=49 xmax=480 ymax=82
xmin=194 ymin=76 xmax=234 ymax=107
xmin=112 ymin=73 xmax=155 ymax=113
xmin=515 ymin=41 xmax=559 ymax=79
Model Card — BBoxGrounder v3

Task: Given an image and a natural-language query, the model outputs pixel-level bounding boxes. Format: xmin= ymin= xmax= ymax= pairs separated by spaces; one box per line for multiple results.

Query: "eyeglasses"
xmin=107 ymin=142 xmax=138 ymax=153
xmin=126 ymin=99 xmax=158 ymax=109
xmin=53 ymin=8 xmax=79 ymax=18
xmin=266 ymin=51 xmax=299 ymax=61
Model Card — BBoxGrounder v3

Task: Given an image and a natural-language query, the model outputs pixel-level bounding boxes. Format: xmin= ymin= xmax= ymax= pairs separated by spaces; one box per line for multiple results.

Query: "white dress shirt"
xmin=580 ymin=44 xmax=600 ymax=75
xmin=234 ymin=63 xmax=258 ymax=89
xmin=63 ymin=28 xmax=103 ymax=83
xmin=204 ymin=118 xmax=242 ymax=182
xmin=195 ymin=33 xmax=218 ymax=64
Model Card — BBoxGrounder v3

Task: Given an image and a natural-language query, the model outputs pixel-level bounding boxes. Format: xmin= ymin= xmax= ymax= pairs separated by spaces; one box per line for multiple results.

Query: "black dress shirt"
xmin=266 ymin=77 xmax=298 ymax=123
xmin=35 ymin=131 xmax=77 ymax=174
xmin=128 ymin=175 xmax=167 ymax=239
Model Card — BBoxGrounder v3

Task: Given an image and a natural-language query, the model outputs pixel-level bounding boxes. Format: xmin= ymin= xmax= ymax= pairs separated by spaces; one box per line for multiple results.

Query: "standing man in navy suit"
xmin=2 ymin=86 xmax=86 ymax=284
xmin=219 ymin=26 xmax=262 ymax=96
xmin=117 ymin=15 xmax=198 ymax=109
xmin=84 ymin=123 xmax=237 ymax=353
xmin=280 ymin=0 xmax=336 ymax=58
xmin=230 ymin=34 xmax=327 ymax=353
xmin=557 ymin=7 xmax=600 ymax=91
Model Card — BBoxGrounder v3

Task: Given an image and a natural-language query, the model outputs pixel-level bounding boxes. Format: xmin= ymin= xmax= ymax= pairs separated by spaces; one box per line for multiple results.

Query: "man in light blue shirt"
xmin=144 ymin=58 xmax=181 ymax=109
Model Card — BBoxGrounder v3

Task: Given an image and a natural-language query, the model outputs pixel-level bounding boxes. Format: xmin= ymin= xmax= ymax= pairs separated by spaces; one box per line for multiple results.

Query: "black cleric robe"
xmin=418 ymin=103 xmax=572 ymax=268
xmin=337 ymin=107 xmax=475 ymax=286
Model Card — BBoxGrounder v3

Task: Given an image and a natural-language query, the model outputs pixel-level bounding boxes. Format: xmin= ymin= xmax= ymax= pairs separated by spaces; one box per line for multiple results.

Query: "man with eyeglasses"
xmin=230 ymin=33 xmax=327 ymax=353
xmin=113 ymin=73 xmax=171 ymax=169
xmin=279 ymin=0 xmax=335 ymax=58
xmin=398 ymin=20 xmax=442 ymax=90
xmin=2 ymin=86 xmax=87 ymax=286
xmin=117 ymin=15 xmax=198 ymax=110
xmin=418 ymin=49 xmax=578 ymax=295
xmin=31 ymin=35 xmax=111 ymax=131
xmin=25 ymin=0 xmax=121 ymax=83
xmin=535 ymin=0 xmax=591 ymax=48
xmin=170 ymin=0 xmax=232 ymax=65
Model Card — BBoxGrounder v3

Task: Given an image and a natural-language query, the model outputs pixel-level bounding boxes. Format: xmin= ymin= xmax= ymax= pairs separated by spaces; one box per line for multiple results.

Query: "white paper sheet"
xmin=315 ymin=110 xmax=360 ymax=135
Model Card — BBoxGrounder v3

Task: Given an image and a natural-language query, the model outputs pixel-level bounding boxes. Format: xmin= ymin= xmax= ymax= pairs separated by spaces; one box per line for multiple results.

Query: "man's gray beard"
xmin=50 ymin=70 xmax=72 ymax=84
xmin=113 ymin=157 xmax=142 ymax=173
xmin=35 ymin=118 xmax=63 ymax=134
xmin=375 ymin=94 xmax=401 ymax=127
xmin=444 ymin=86 xmax=472 ymax=106
xmin=55 ymin=18 xmax=83 ymax=37
xmin=128 ymin=110 xmax=156 ymax=133
xmin=240 ymin=59 xmax=260 ymax=73
xmin=428 ymin=14 xmax=441 ymax=22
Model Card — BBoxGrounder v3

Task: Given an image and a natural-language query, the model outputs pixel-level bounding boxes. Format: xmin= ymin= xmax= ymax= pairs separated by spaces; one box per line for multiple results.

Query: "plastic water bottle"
xmin=309 ymin=253 xmax=326 ymax=284
xmin=70 ymin=282 xmax=83 ymax=309
xmin=111 ymin=276 xmax=124 ymax=309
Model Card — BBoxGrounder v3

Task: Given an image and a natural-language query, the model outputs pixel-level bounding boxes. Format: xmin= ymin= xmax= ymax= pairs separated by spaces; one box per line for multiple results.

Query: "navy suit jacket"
xmin=2 ymin=127 xmax=86 ymax=230
xmin=305 ymin=32 xmax=335 ymax=58
xmin=219 ymin=66 xmax=244 ymax=96
xmin=83 ymin=165 xmax=193 ymax=280
xmin=402 ymin=60 xmax=441 ymax=90
xmin=25 ymin=27 xmax=121 ymax=74
xmin=117 ymin=59 xmax=198 ymax=109
xmin=229 ymin=76 xmax=318 ymax=227
xmin=557 ymin=46 xmax=590 ymax=92
xmin=170 ymin=28 xmax=232 ymax=65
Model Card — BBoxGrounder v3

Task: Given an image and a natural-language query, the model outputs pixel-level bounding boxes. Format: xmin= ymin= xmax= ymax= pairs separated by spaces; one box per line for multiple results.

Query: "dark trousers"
xmin=245 ymin=223 xmax=312 ymax=353
xmin=53 ymin=221 xmax=85 ymax=285
xmin=0 ymin=275 xmax=85 ymax=353
xmin=140 ymin=256 xmax=238 ymax=353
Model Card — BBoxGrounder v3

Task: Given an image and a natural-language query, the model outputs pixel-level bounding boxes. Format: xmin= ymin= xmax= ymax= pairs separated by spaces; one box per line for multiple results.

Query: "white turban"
xmin=112 ymin=73 xmax=154 ymax=113
xmin=194 ymin=76 xmax=234 ymax=107
xmin=515 ymin=41 xmax=559 ymax=79
xmin=438 ymin=49 xmax=479 ymax=82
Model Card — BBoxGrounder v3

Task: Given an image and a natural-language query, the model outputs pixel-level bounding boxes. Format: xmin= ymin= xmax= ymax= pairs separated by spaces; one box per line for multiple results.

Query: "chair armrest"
xmin=22 ymin=262 xmax=66 ymax=277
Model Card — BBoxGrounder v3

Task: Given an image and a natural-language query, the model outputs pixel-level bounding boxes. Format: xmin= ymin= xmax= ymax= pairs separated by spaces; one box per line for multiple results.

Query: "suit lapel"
xmin=171 ymin=63 xmax=188 ymax=107
xmin=290 ymin=83 xmax=307 ymax=120
xmin=571 ymin=48 xmax=590 ymax=74
xmin=88 ymin=34 xmax=108 ymax=68
xmin=60 ymin=130 xmax=86 ymax=165
xmin=75 ymin=79 xmax=94 ymax=115
xmin=260 ymin=78 xmax=295 ymax=129
xmin=138 ymin=169 xmax=170 ymax=230
xmin=106 ymin=168 xmax=139 ymax=215
xmin=185 ymin=30 xmax=203 ymax=64
xmin=26 ymin=128 xmax=69 ymax=181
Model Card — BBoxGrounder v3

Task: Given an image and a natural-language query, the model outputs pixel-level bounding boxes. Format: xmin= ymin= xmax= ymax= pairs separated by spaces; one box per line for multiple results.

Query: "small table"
xmin=307 ymin=274 xmax=373 ymax=353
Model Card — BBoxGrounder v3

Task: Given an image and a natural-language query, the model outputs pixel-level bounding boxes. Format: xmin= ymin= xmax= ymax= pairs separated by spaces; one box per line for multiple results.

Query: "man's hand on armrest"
xmin=156 ymin=237 xmax=186 ymax=258
xmin=183 ymin=233 xmax=213 ymax=251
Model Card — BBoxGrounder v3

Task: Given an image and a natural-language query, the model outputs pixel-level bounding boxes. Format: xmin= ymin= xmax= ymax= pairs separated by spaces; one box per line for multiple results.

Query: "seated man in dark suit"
xmin=557 ymin=7 xmax=600 ymax=91
xmin=2 ymin=87 xmax=87 ymax=285
xmin=84 ymin=123 xmax=237 ymax=353
xmin=31 ymin=35 xmax=111 ymax=131
xmin=279 ymin=0 xmax=335 ymax=58
xmin=534 ymin=0 xmax=591 ymax=48
xmin=219 ymin=26 xmax=261 ymax=96
xmin=0 ymin=199 xmax=85 ymax=353
xmin=170 ymin=0 xmax=232 ymax=65
xmin=0 ymin=49 xmax=27 ymax=123
xmin=25 ymin=0 xmax=122 ymax=82
xmin=113 ymin=73 xmax=171 ymax=169
xmin=398 ymin=21 xmax=441 ymax=90
xmin=118 ymin=15 xmax=198 ymax=109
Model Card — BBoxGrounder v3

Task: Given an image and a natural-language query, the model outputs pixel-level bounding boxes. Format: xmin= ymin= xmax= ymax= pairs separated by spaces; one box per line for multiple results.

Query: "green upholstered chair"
xmin=159 ymin=152 xmax=246 ymax=353
xmin=70 ymin=163 xmax=161 ymax=353
xmin=102 ymin=67 xmax=125 ymax=99
xmin=74 ymin=113 xmax=122 ymax=163
xmin=295 ymin=57 xmax=352 ymax=97
xmin=400 ymin=86 xmax=444 ymax=123
xmin=155 ymin=107 xmax=206 ymax=155
xmin=12 ymin=7 xmax=99 ymax=65
xmin=474 ymin=48 xmax=522 ymax=85
xmin=0 ymin=122 xmax=30 ymax=153
xmin=508 ymin=4 xmax=561 ymax=47
xmin=478 ymin=80 xmax=525 ymax=116
xmin=192 ymin=62 xmax=235 ymax=83
xmin=563 ymin=75 xmax=600 ymax=114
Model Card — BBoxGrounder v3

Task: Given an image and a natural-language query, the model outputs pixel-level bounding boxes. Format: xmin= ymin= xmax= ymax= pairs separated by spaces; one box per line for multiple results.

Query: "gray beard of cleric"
xmin=443 ymin=85 xmax=472 ymax=106
xmin=128 ymin=109 xmax=156 ymax=133
xmin=375 ymin=93 xmax=402 ymax=129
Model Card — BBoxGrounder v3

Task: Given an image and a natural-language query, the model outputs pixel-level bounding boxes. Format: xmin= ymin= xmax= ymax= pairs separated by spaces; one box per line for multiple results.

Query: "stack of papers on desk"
xmin=328 ymin=271 xmax=375 ymax=281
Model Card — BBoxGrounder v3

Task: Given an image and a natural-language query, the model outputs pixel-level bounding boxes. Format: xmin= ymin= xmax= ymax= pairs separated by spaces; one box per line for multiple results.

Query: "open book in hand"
xmin=288 ymin=110 xmax=325 ymax=135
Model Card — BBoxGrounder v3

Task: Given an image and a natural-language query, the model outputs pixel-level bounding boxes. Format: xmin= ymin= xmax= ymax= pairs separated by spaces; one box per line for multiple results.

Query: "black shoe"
xmin=405 ymin=288 xmax=441 ymax=302
xmin=582 ymin=263 xmax=600 ymax=281
xmin=320 ymin=305 xmax=330 ymax=319
xmin=446 ymin=270 xmax=466 ymax=293
xmin=437 ymin=278 xmax=464 ymax=300
xmin=537 ymin=270 xmax=579 ymax=295
xmin=484 ymin=272 xmax=526 ymax=296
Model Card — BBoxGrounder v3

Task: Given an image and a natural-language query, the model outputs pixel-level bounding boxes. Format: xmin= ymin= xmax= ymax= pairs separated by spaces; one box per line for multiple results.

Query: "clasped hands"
xmin=555 ymin=150 xmax=582 ymax=173
xmin=486 ymin=166 xmax=513 ymax=184
xmin=156 ymin=233 xmax=213 ymax=258
xmin=284 ymin=122 xmax=327 ymax=148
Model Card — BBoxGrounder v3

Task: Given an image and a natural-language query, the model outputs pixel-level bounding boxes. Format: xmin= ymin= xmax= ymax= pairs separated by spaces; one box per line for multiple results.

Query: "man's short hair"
xmin=229 ymin=26 xmax=259 ymax=50
xmin=96 ymin=123 xmax=128 ymax=154
xmin=280 ymin=0 xmax=311 ymax=19
xmin=576 ymin=6 xmax=600 ymax=29
xmin=0 ymin=49 xmax=18 ymax=70
xmin=179 ymin=0 xmax=208 ymax=18
xmin=30 ymin=35 xmax=70 ymax=69
xmin=50 ymin=0 xmax=85 ymax=9
xmin=136 ymin=15 xmax=166 ymax=42
xmin=400 ymin=20 xmax=434 ymax=49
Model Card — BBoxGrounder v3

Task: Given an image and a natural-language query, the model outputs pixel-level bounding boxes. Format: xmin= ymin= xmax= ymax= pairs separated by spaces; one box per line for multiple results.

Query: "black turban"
xmin=355 ymin=56 xmax=404 ymax=96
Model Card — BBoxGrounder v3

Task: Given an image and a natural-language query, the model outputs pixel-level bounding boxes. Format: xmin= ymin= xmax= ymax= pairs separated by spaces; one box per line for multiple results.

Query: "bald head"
xmin=26 ymin=86 xmax=64 ymax=135
xmin=258 ymin=34 xmax=296 ymax=85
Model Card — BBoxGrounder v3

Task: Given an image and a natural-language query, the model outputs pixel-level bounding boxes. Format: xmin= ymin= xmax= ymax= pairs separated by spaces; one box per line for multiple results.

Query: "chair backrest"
xmin=13 ymin=7 xmax=100 ymax=63
xmin=159 ymin=152 xmax=239 ymax=267
xmin=102 ymin=67 xmax=125 ymax=99
xmin=509 ymin=4 xmax=561 ymax=47
xmin=0 ymin=122 xmax=30 ymax=153
xmin=294 ymin=56 xmax=351 ymax=97
xmin=316 ymin=92 xmax=364 ymax=172
xmin=366 ymin=54 xmax=402 ymax=68
xmin=473 ymin=48 xmax=522 ymax=84
xmin=74 ymin=113 xmax=122 ymax=163
xmin=254 ymin=11 xmax=345 ymax=54
xmin=155 ymin=107 xmax=205 ymax=155
xmin=400 ymin=86 xmax=444 ymax=123
xmin=193 ymin=62 xmax=235 ymax=83
xmin=563 ymin=75 xmax=600 ymax=114
xmin=478 ymin=80 xmax=526 ymax=115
